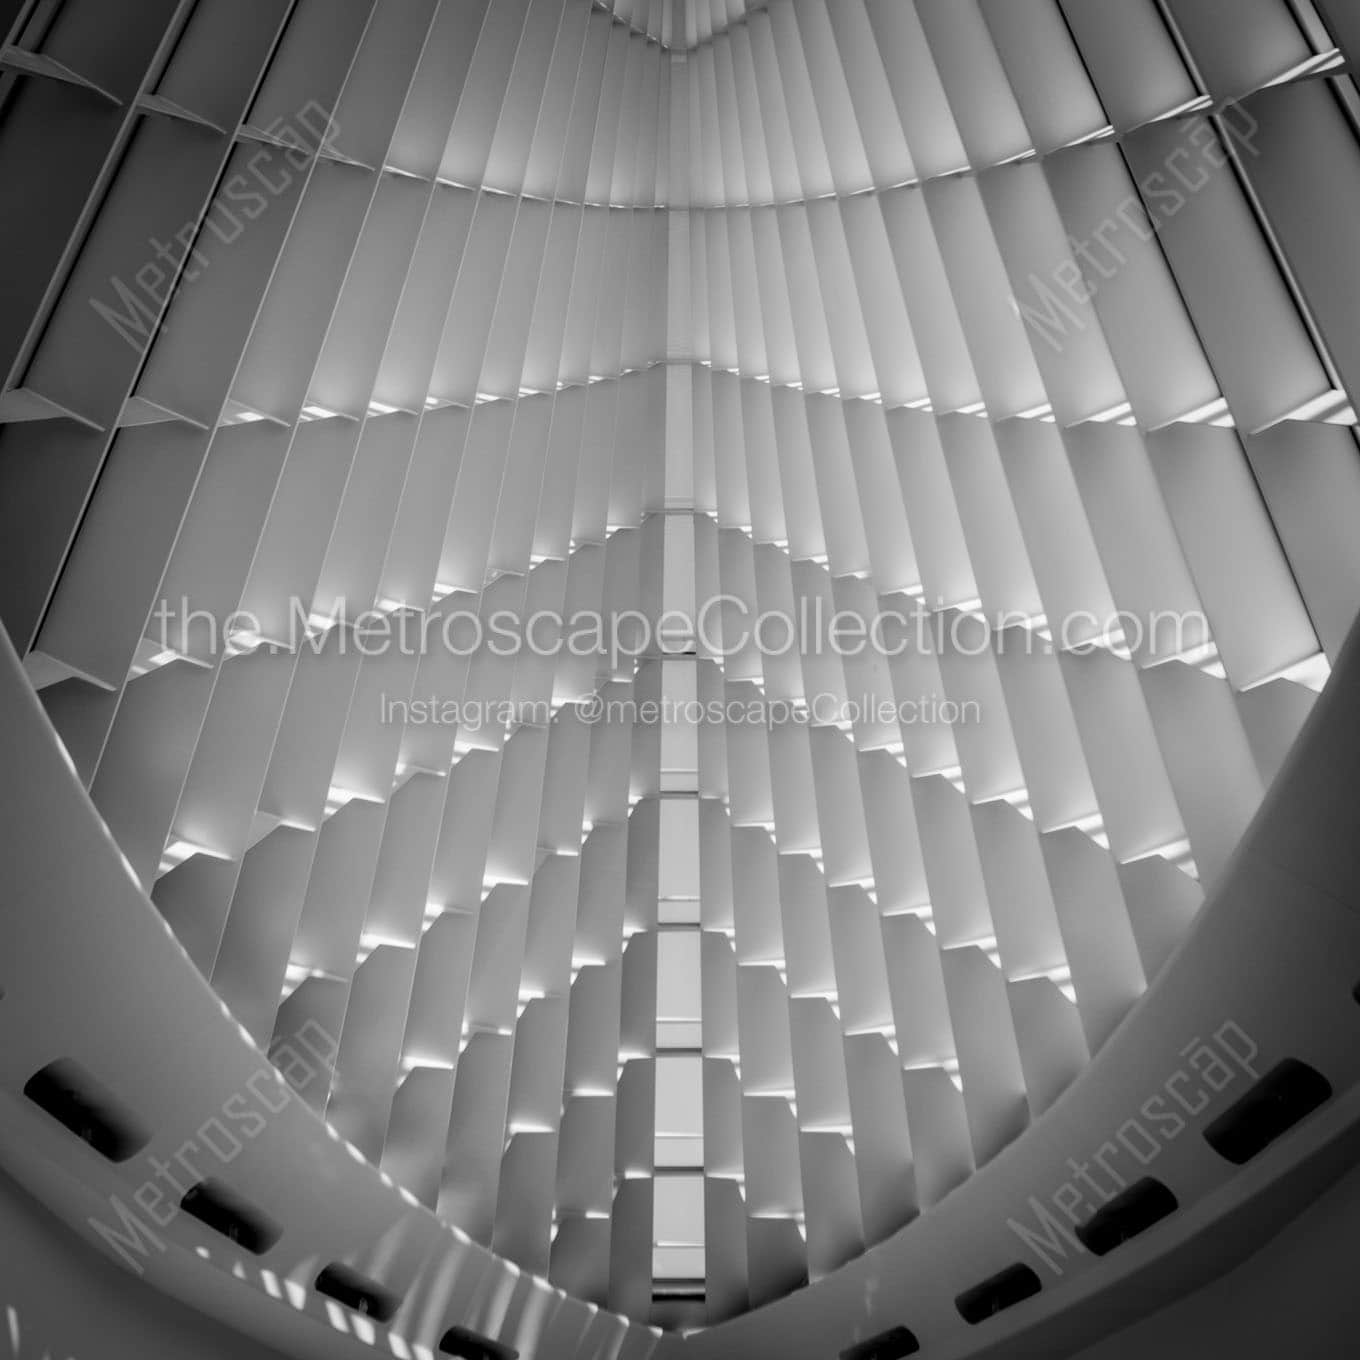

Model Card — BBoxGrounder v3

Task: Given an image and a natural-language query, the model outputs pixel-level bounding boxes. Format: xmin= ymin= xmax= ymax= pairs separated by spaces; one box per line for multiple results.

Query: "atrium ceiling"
xmin=2 ymin=0 xmax=1360 ymax=1356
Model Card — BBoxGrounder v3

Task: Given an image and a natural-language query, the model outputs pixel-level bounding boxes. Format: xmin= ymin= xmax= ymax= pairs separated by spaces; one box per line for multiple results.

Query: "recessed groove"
xmin=839 ymin=1325 xmax=922 ymax=1359
xmin=1074 ymin=1177 xmax=1178 ymax=1256
xmin=22 ymin=1059 xmax=150 ymax=1163
xmin=180 ymin=1180 xmax=282 ymax=1255
xmin=1202 ymin=1059 xmax=1333 ymax=1165
xmin=438 ymin=1325 xmax=519 ymax=1360
xmin=313 ymin=1264 xmax=401 ymax=1322
xmin=955 ymin=1263 xmax=1043 ymax=1325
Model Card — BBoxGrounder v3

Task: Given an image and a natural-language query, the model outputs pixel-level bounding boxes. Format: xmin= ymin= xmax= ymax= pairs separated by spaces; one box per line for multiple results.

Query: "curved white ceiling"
xmin=2 ymin=0 xmax=1360 ymax=1352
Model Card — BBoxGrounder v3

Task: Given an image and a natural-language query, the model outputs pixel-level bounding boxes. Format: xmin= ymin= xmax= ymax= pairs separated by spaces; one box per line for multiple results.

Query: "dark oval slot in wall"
xmin=1203 ymin=1058 xmax=1332 ymax=1166
xmin=314 ymin=1263 xmax=402 ymax=1323
xmin=840 ymin=1324 xmax=921 ymax=1359
xmin=180 ymin=1180 xmax=281 ymax=1255
xmin=439 ymin=1324 xmax=520 ymax=1360
xmin=23 ymin=1059 xmax=151 ymax=1163
xmin=955 ymin=1262 xmax=1042 ymax=1325
xmin=1074 ymin=1177 xmax=1178 ymax=1256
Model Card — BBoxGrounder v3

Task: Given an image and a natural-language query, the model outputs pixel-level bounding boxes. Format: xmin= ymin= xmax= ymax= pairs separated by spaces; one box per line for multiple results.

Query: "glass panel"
xmin=656 ymin=929 xmax=702 ymax=1050
xmin=658 ymin=799 xmax=702 ymax=901
xmin=656 ymin=1055 xmax=704 ymax=1136
xmin=653 ymin=1174 xmax=705 ymax=1247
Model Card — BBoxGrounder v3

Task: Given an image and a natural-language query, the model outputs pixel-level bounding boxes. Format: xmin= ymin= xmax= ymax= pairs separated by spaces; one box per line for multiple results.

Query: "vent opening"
xmin=180 ymin=1180 xmax=281 ymax=1255
xmin=1203 ymin=1058 xmax=1332 ymax=1165
xmin=955 ymin=1262 xmax=1042 ymax=1325
xmin=23 ymin=1059 xmax=151 ymax=1163
xmin=438 ymin=1325 xmax=519 ymax=1360
xmin=840 ymin=1324 xmax=922 ymax=1359
xmin=1074 ymin=1177 xmax=1178 ymax=1256
xmin=314 ymin=1263 xmax=401 ymax=1322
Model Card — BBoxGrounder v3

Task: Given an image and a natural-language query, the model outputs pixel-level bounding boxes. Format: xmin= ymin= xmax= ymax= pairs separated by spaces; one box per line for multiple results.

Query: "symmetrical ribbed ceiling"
xmin=3 ymin=0 xmax=1360 ymax=1339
